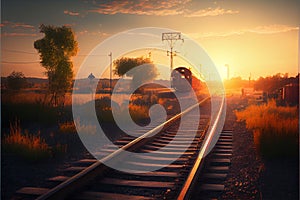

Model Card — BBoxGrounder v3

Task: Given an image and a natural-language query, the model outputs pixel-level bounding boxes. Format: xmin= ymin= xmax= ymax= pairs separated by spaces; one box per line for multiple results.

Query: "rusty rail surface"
xmin=177 ymin=96 xmax=226 ymax=200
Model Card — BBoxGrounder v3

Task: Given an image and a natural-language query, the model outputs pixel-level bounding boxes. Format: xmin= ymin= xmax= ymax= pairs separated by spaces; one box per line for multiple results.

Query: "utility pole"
xmin=108 ymin=52 xmax=112 ymax=94
xmin=249 ymin=73 xmax=252 ymax=87
xmin=88 ymin=73 xmax=95 ymax=100
xmin=162 ymin=32 xmax=184 ymax=86
xmin=298 ymin=29 xmax=300 ymax=74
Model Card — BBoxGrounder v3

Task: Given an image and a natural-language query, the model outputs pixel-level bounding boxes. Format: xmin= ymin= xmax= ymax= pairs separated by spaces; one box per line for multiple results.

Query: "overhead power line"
xmin=162 ymin=32 xmax=184 ymax=86
xmin=162 ymin=32 xmax=184 ymax=71
xmin=1 ymin=49 xmax=109 ymax=65
xmin=2 ymin=48 xmax=37 ymax=55
xmin=1 ymin=61 xmax=40 ymax=64
xmin=2 ymin=48 xmax=108 ymax=57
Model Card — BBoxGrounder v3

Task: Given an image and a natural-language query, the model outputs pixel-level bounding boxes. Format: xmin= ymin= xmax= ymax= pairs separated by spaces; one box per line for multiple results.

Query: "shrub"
xmin=94 ymin=97 xmax=119 ymax=122
xmin=6 ymin=71 xmax=27 ymax=90
xmin=127 ymin=104 xmax=150 ymax=123
xmin=3 ymin=121 xmax=51 ymax=162
xmin=236 ymin=100 xmax=299 ymax=158
xmin=59 ymin=121 xmax=77 ymax=133
xmin=3 ymin=121 xmax=68 ymax=161
xmin=93 ymin=96 xmax=152 ymax=124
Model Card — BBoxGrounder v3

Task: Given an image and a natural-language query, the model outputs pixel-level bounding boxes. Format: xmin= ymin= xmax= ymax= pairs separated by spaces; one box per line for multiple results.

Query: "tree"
xmin=34 ymin=24 xmax=78 ymax=106
xmin=114 ymin=57 xmax=158 ymax=88
xmin=254 ymin=73 xmax=291 ymax=93
xmin=7 ymin=71 xmax=27 ymax=90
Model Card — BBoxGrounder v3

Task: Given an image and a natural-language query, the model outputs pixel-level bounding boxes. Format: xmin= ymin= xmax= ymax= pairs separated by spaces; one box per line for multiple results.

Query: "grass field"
xmin=2 ymin=121 xmax=51 ymax=162
xmin=1 ymin=88 xmax=190 ymax=163
xmin=2 ymin=121 xmax=68 ymax=162
xmin=235 ymin=100 xmax=299 ymax=158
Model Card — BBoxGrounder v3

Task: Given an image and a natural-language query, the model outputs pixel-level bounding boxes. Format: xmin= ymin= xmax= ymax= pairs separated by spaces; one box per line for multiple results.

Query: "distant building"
xmin=88 ymin=73 xmax=95 ymax=80
xmin=281 ymin=83 xmax=299 ymax=106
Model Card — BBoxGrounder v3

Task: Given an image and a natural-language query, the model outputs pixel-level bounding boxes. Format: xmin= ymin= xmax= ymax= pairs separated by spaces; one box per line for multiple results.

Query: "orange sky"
xmin=1 ymin=0 xmax=299 ymax=80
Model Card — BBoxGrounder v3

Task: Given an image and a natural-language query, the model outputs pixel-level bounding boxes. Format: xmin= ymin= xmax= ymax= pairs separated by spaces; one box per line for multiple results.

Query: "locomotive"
xmin=171 ymin=67 xmax=192 ymax=92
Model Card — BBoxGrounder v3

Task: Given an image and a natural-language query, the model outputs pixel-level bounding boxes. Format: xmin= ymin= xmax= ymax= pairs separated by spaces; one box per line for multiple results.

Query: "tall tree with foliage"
xmin=34 ymin=24 xmax=78 ymax=106
xmin=7 ymin=71 xmax=27 ymax=91
xmin=114 ymin=57 xmax=158 ymax=88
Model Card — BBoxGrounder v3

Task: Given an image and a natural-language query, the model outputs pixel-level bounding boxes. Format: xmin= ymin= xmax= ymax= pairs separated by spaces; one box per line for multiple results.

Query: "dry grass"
xmin=94 ymin=96 xmax=152 ymax=123
xmin=128 ymin=104 xmax=150 ymax=122
xmin=2 ymin=91 xmax=74 ymax=106
xmin=3 ymin=121 xmax=51 ymax=161
xmin=59 ymin=121 xmax=77 ymax=133
xmin=3 ymin=121 xmax=67 ymax=161
xmin=235 ymin=100 xmax=299 ymax=158
xmin=2 ymin=92 xmax=48 ymax=104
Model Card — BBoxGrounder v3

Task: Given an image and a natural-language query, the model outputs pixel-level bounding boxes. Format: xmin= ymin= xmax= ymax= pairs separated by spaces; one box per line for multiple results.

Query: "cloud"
xmin=1 ymin=21 xmax=35 ymax=29
xmin=63 ymin=22 xmax=77 ymax=27
xmin=64 ymin=10 xmax=80 ymax=16
xmin=1 ymin=21 xmax=37 ymax=37
xmin=12 ymin=23 xmax=35 ymax=29
xmin=88 ymin=0 xmax=239 ymax=18
xmin=184 ymin=7 xmax=239 ymax=17
xmin=77 ymin=29 xmax=109 ymax=37
xmin=188 ymin=24 xmax=299 ymax=39
xmin=188 ymin=31 xmax=244 ymax=39
xmin=89 ymin=0 xmax=189 ymax=16
xmin=248 ymin=24 xmax=299 ymax=34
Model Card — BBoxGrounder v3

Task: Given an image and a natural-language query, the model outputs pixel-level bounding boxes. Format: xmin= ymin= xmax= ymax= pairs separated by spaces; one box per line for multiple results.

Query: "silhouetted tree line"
xmin=254 ymin=73 xmax=299 ymax=93
xmin=6 ymin=71 xmax=28 ymax=90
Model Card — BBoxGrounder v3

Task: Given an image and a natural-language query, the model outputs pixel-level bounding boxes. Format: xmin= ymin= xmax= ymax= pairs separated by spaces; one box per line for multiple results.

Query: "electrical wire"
xmin=1 ymin=61 xmax=40 ymax=64
xmin=2 ymin=48 xmax=109 ymax=57
xmin=1 ymin=48 xmax=110 ymax=64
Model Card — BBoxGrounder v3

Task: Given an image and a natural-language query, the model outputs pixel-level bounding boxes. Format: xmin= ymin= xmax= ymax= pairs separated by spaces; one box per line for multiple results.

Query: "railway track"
xmin=15 ymin=96 xmax=228 ymax=200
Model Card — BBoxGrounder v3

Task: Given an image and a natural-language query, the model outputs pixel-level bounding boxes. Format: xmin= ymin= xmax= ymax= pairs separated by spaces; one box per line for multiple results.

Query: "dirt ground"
xmin=1 ymin=131 xmax=89 ymax=200
xmin=221 ymin=95 xmax=299 ymax=200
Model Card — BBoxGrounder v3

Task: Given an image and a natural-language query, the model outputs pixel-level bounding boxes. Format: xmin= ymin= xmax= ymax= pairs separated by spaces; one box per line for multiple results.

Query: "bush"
xmin=3 ymin=121 xmax=68 ymax=161
xmin=127 ymin=104 xmax=150 ymax=123
xmin=94 ymin=97 xmax=119 ymax=122
xmin=6 ymin=71 xmax=27 ymax=90
xmin=236 ymin=100 xmax=298 ymax=158
xmin=94 ymin=96 xmax=151 ymax=124
xmin=3 ymin=121 xmax=51 ymax=162
xmin=59 ymin=121 xmax=77 ymax=133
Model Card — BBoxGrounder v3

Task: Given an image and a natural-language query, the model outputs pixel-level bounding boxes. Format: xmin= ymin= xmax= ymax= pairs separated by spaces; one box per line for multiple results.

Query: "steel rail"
xmin=177 ymin=96 xmax=226 ymax=200
xmin=36 ymin=96 xmax=211 ymax=200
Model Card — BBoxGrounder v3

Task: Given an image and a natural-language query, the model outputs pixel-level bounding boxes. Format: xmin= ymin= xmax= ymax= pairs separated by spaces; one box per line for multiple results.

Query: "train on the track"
xmin=171 ymin=67 xmax=193 ymax=92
